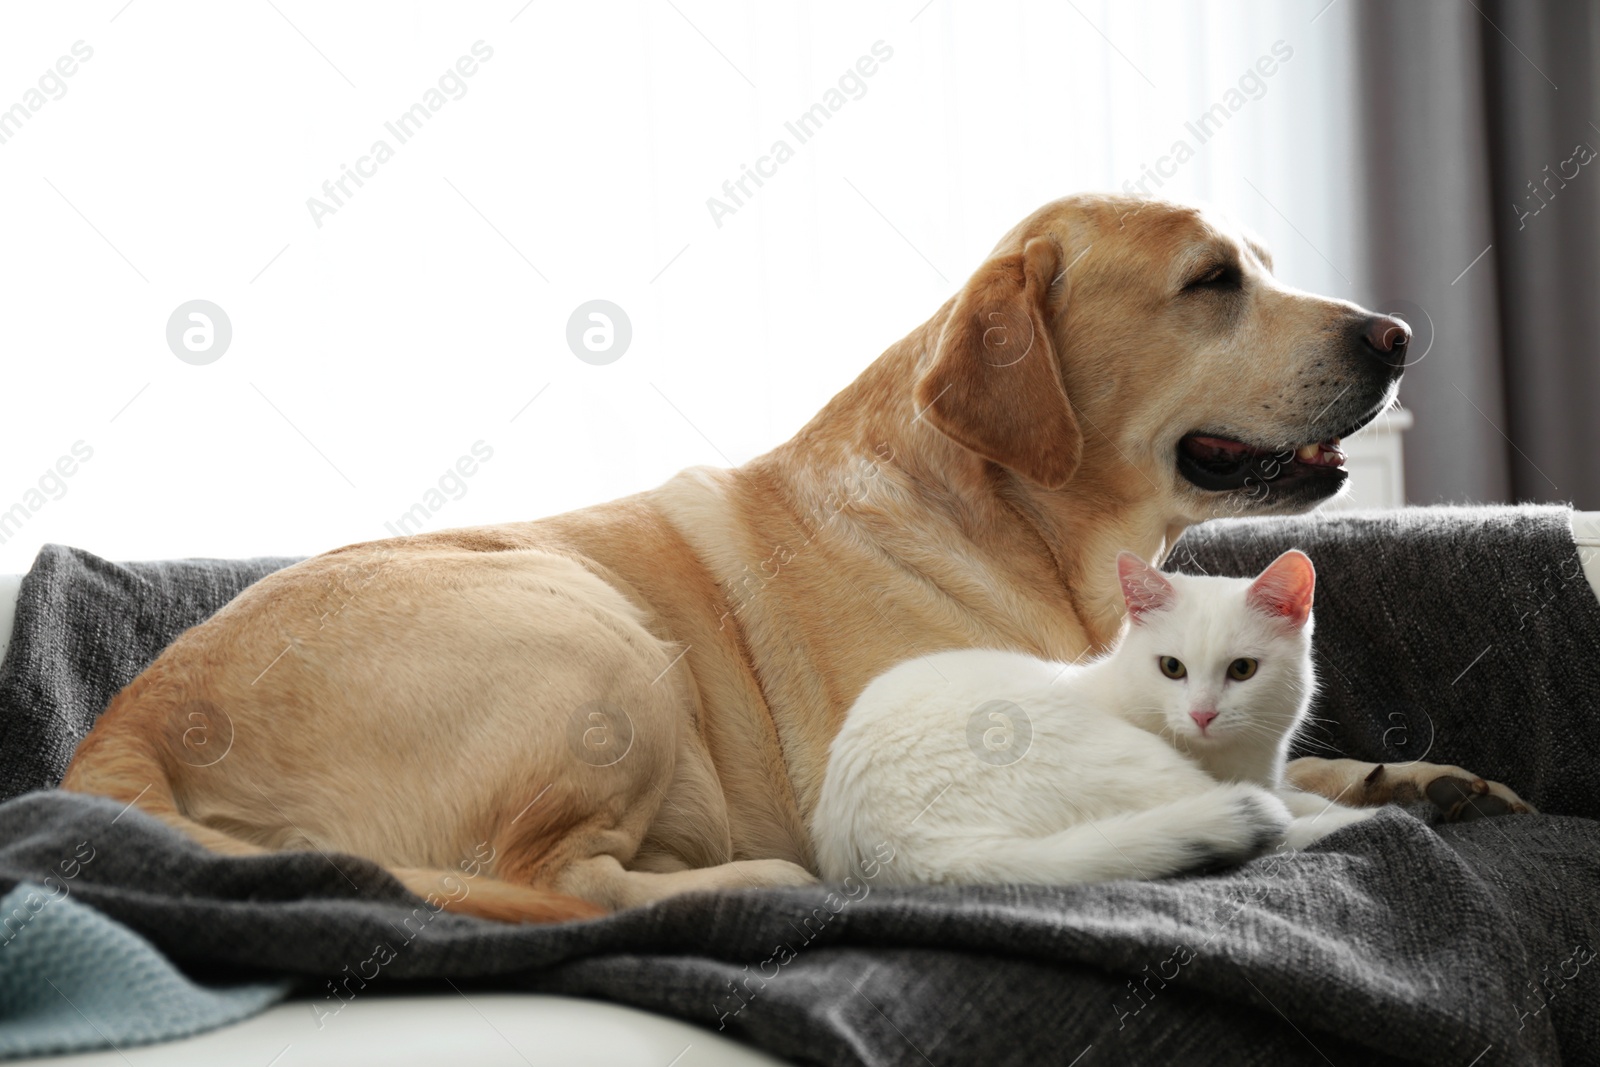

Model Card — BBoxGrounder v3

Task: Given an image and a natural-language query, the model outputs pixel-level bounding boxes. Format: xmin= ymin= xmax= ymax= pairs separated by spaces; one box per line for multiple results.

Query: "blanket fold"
xmin=0 ymin=879 xmax=290 ymax=1059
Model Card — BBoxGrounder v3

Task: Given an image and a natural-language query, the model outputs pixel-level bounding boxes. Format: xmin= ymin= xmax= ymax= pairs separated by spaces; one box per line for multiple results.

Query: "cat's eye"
xmin=1227 ymin=657 xmax=1258 ymax=681
xmin=1158 ymin=656 xmax=1187 ymax=680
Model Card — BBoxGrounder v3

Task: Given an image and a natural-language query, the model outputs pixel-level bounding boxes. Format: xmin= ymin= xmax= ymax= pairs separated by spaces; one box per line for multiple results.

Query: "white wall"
xmin=0 ymin=0 xmax=1366 ymax=571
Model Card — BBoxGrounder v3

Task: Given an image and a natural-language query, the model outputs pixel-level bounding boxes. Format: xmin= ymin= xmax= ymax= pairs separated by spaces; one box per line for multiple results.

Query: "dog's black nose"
xmin=1363 ymin=314 xmax=1411 ymax=363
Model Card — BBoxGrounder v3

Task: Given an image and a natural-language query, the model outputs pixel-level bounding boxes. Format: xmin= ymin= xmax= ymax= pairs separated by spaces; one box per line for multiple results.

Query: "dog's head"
xmin=914 ymin=195 xmax=1407 ymax=519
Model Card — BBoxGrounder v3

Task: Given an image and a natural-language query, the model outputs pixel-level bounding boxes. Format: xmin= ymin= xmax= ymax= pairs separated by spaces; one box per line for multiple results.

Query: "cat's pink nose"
xmin=1189 ymin=709 xmax=1218 ymax=732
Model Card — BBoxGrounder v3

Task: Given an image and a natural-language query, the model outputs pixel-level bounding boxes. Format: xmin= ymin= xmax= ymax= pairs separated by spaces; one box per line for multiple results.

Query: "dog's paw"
xmin=741 ymin=858 xmax=821 ymax=888
xmin=1286 ymin=757 xmax=1537 ymax=821
xmin=1423 ymin=773 xmax=1537 ymax=821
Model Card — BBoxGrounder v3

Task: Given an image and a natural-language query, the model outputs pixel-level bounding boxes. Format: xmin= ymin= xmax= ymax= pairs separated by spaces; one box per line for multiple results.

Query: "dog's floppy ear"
xmin=913 ymin=236 xmax=1082 ymax=489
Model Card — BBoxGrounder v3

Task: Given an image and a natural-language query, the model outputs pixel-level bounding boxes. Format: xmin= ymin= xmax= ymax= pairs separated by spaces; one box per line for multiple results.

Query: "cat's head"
xmin=1111 ymin=550 xmax=1316 ymax=757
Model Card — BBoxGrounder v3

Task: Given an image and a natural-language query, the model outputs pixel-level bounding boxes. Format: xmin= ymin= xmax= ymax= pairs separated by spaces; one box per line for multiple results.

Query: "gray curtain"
xmin=1355 ymin=0 xmax=1600 ymax=508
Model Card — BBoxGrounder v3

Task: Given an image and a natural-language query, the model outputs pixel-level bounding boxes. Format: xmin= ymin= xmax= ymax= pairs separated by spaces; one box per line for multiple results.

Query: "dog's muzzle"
xmin=1174 ymin=312 xmax=1410 ymax=500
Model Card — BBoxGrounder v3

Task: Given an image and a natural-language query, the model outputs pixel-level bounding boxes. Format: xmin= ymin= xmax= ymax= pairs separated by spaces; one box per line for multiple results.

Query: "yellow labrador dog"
xmin=63 ymin=195 xmax=1523 ymax=922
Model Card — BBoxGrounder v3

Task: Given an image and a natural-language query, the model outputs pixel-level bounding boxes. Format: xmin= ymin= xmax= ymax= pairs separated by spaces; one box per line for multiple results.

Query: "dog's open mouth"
xmin=1176 ymin=433 xmax=1346 ymax=493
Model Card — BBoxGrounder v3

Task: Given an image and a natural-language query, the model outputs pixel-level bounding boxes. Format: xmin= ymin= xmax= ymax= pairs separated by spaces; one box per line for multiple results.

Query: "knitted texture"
xmin=0 ymin=508 xmax=1596 ymax=1066
xmin=0 ymin=881 xmax=288 ymax=1058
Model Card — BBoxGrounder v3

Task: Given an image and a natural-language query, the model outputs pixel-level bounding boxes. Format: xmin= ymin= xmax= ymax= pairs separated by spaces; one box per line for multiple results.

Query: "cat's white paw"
xmin=1193 ymin=783 xmax=1292 ymax=865
xmin=1280 ymin=804 xmax=1379 ymax=850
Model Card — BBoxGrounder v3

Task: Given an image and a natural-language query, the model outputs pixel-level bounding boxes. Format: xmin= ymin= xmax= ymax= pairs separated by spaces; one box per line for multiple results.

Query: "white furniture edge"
xmin=1571 ymin=510 xmax=1600 ymax=595
xmin=0 ymin=572 xmax=19 ymax=664
xmin=10 ymin=993 xmax=788 ymax=1067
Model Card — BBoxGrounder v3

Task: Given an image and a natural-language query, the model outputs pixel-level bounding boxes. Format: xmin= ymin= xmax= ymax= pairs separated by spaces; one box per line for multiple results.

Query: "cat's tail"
xmin=904 ymin=783 xmax=1291 ymax=886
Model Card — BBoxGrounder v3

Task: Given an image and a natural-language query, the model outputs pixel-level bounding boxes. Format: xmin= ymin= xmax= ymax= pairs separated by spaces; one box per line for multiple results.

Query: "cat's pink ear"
xmin=1247 ymin=550 xmax=1315 ymax=627
xmin=1118 ymin=551 xmax=1175 ymax=622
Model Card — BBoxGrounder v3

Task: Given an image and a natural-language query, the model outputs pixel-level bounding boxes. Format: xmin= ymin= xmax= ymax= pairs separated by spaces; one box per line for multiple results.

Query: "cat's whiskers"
xmin=1215 ymin=719 xmax=1313 ymax=751
xmin=1120 ymin=707 xmax=1295 ymax=750
xmin=1284 ymin=735 xmax=1341 ymax=756
xmin=1284 ymin=713 xmax=1343 ymax=755
xmin=1226 ymin=719 xmax=1305 ymax=740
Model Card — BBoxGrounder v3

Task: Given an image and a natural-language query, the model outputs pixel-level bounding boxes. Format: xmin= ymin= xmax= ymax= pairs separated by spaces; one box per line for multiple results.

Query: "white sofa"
xmin=7 ymin=994 xmax=785 ymax=1067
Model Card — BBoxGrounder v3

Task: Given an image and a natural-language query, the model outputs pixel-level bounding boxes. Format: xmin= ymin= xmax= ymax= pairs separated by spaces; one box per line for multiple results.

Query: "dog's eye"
xmin=1184 ymin=264 xmax=1241 ymax=292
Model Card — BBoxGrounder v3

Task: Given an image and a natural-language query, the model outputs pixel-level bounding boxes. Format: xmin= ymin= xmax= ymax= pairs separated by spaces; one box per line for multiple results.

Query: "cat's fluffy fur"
xmin=810 ymin=551 xmax=1377 ymax=886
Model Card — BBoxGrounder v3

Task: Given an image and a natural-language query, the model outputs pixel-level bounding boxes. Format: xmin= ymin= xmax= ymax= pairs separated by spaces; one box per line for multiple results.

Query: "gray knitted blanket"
xmin=1 ymin=506 xmax=1597 ymax=1066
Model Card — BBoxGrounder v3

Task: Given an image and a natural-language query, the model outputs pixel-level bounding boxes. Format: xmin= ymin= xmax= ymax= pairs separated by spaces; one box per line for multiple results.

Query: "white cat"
xmin=810 ymin=550 xmax=1378 ymax=886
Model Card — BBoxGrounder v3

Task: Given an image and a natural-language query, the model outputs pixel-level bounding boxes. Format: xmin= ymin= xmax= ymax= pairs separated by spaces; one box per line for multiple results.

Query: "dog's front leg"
xmin=1284 ymin=757 xmax=1536 ymax=821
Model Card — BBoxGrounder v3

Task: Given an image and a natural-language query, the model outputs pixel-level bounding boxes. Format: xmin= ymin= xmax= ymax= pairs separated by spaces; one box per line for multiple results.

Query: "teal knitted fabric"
xmin=0 ymin=882 xmax=289 ymax=1059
